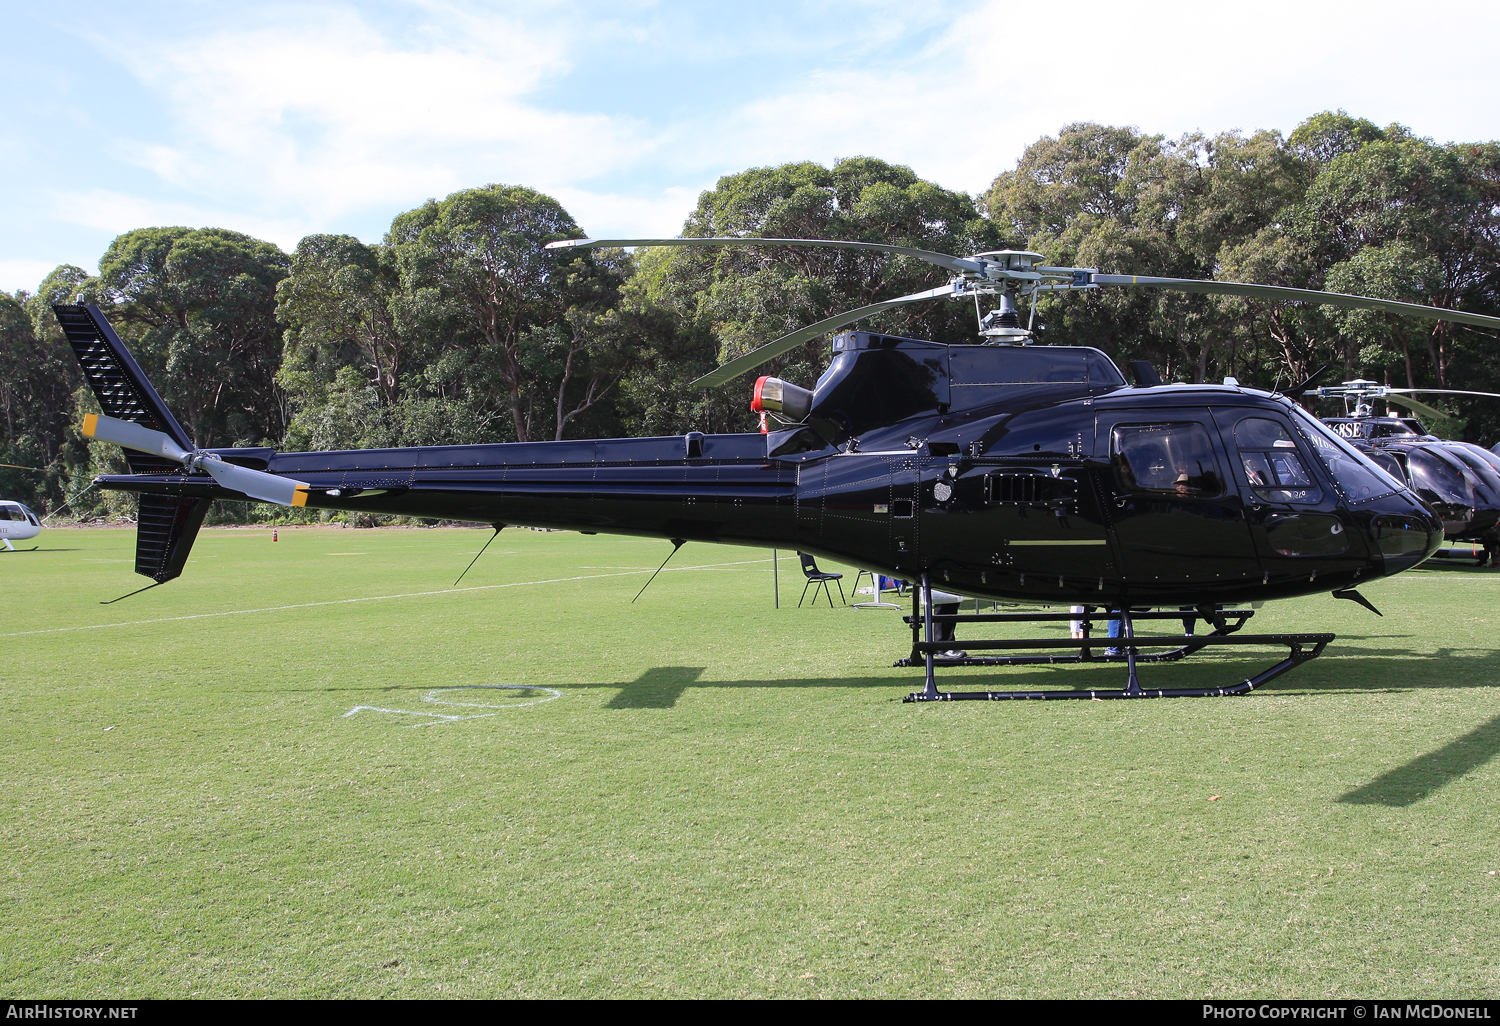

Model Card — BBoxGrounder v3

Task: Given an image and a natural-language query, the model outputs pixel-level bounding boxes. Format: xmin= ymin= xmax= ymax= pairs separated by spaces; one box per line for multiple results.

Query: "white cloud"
xmin=48 ymin=188 xmax=317 ymax=256
xmin=96 ymin=4 xmax=657 ymax=223
xmin=0 ymin=259 xmax=66 ymax=295
xmin=682 ymin=0 xmax=1500 ymax=199
xmin=13 ymin=0 xmax=1500 ymax=281
xmin=553 ymin=184 xmax=708 ymax=241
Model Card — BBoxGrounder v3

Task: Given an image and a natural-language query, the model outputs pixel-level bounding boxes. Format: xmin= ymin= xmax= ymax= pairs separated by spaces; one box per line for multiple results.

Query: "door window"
xmin=1232 ymin=417 xmax=1322 ymax=503
xmin=1112 ymin=423 xmax=1223 ymax=497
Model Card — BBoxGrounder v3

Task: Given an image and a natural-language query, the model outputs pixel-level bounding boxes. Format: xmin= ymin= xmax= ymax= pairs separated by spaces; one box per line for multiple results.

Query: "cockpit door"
xmin=1213 ymin=409 xmax=1367 ymax=577
xmin=1098 ymin=413 xmax=1260 ymax=597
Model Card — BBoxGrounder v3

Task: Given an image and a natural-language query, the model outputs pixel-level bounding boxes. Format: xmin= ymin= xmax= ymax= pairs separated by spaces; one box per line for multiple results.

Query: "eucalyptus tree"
xmin=621 ymin=156 xmax=1001 ymax=433
xmin=386 ymin=183 xmax=628 ymax=444
xmin=92 ymin=227 xmax=291 ymax=447
xmin=984 ymin=122 xmax=1313 ymax=385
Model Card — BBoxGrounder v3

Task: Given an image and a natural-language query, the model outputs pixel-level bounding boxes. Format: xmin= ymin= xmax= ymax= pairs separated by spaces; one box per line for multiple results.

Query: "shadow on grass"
xmin=284 ymin=646 xmax=1500 ymax=703
xmin=607 ymin=666 xmax=705 ymax=709
xmin=1338 ymin=714 xmax=1500 ymax=806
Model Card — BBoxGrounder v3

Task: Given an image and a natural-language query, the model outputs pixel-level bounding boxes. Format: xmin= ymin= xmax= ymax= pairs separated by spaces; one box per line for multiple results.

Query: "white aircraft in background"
xmin=0 ymin=500 xmax=42 ymax=550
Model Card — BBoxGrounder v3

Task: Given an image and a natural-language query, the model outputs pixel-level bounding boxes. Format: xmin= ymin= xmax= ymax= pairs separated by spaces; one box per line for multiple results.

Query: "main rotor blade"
xmin=1089 ymin=275 xmax=1500 ymax=331
xmin=1387 ymin=388 xmax=1500 ymax=400
xmin=1381 ymin=393 xmax=1450 ymax=421
xmin=547 ymin=237 xmax=981 ymax=275
xmin=689 ymin=282 xmax=959 ymax=388
xmin=83 ymin=413 xmax=191 ymax=463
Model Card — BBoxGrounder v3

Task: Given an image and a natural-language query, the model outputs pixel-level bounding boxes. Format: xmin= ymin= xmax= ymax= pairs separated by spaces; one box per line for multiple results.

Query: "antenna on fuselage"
xmin=632 ymin=538 xmax=687 ymax=603
xmin=454 ymin=523 xmax=506 ymax=587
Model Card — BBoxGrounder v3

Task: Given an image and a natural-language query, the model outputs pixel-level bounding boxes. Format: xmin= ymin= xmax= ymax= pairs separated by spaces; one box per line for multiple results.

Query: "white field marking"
xmin=1 ymin=557 xmax=779 ymax=638
xmin=343 ymin=684 xmax=562 ymax=727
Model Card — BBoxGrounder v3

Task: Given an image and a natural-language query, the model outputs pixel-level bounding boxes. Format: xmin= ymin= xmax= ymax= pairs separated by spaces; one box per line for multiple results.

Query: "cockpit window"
xmin=1112 ymin=423 xmax=1223 ymax=497
xmin=1233 ymin=417 xmax=1322 ymax=503
xmin=0 ymin=506 xmax=24 ymax=521
xmin=1289 ymin=406 xmax=1404 ymax=505
xmin=1441 ymin=444 xmax=1500 ymax=500
xmin=1459 ymin=443 xmax=1500 ymax=473
xmin=1365 ymin=450 xmax=1407 ymax=484
xmin=1407 ymin=448 xmax=1475 ymax=507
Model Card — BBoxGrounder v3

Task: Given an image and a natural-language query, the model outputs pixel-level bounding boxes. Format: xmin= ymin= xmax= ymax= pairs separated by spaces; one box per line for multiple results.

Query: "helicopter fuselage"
xmin=0 ymin=501 xmax=42 ymax=549
xmin=96 ymin=332 xmax=1442 ymax=605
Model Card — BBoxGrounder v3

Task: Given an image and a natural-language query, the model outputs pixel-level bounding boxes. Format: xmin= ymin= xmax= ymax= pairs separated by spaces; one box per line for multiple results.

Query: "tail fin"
xmin=53 ymin=305 xmax=210 ymax=583
xmin=53 ymin=304 xmax=194 ymax=475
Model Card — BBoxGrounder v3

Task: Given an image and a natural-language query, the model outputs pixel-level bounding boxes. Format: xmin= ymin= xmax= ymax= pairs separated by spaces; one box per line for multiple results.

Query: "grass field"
xmin=3 ymin=525 xmax=1499 ymax=998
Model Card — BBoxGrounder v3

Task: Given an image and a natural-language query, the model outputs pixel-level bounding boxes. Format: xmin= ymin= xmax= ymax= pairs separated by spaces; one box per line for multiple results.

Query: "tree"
xmin=985 ymin=122 xmax=1320 ymax=384
xmin=623 ymin=156 xmax=1001 ymax=434
xmin=1295 ymin=134 xmax=1500 ymax=391
xmin=387 ymin=184 xmax=624 ymax=444
xmin=94 ymin=227 xmax=291 ymax=447
xmin=0 ymin=266 xmax=95 ymax=510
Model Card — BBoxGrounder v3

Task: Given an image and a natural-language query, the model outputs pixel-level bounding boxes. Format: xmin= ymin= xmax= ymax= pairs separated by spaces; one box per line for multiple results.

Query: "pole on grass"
xmin=773 ymin=548 xmax=779 ymax=608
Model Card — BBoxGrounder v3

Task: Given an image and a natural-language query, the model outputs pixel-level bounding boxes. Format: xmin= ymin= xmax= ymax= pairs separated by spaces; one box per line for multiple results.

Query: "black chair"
xmin=798 ymin=551 xmax=845 ymax=607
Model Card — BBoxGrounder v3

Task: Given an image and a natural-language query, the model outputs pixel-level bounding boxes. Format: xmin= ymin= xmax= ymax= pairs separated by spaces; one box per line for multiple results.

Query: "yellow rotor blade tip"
xmin=82 ymin=413 xmax=98 ymax=437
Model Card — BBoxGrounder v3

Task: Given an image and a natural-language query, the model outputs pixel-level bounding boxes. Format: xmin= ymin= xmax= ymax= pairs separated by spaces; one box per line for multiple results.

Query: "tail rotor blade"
xmin=83 ymin=412 xmax=309 ymax=507
xmin=199 ymin=459 xmax=309 ymax=507
xmin=83 ymin=413 xmax=191 ymax=463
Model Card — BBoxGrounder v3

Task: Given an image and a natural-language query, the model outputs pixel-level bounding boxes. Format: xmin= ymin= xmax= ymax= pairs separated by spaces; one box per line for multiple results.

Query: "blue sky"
xmin=4 ymin=0 xmax=1499 ymax=292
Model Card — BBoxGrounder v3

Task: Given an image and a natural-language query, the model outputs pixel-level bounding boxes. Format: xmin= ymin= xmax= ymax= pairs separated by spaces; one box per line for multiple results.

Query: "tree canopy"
xmin=8 ymin=112 xmax=1500 ymax=517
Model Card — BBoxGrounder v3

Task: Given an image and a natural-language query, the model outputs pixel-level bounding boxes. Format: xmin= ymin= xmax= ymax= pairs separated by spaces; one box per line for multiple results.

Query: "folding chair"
xmin=797 ymin=551 xmax=846 ymax=607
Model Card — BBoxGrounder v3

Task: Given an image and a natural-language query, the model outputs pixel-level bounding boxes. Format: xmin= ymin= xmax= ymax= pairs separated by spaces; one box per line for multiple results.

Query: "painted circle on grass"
xmin=423 ymin=685 xmax=562 ymax=709
xmin=341 ymin=684 xmax=563 ymax=725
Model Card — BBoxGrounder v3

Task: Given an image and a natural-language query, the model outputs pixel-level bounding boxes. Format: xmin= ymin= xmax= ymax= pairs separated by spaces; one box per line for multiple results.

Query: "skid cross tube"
xmin=898 ymin=607 xmax=1257 ymax=666
xmin=898 ymin=603 xmax=1333 ymax=701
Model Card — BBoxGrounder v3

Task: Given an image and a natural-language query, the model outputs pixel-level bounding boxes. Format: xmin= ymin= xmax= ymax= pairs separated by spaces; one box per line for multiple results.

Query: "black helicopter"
xmin=1316 ymin=380 xmax=1500 ymax=565
xmin=59 ymin=237 xmax=1500 ymax=701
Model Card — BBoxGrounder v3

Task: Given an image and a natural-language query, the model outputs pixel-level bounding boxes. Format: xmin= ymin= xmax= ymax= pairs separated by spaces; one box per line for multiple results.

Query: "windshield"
xmin=1459 ymin=443 xmax=1500 ymax=474
xmin=1289 ymin=406 xmax=1404 ymax=504
xmin=1407 ymin=448 xmax=1475 ymax=506
xmin=1446 ymin=443 xmax=1500 ymax=502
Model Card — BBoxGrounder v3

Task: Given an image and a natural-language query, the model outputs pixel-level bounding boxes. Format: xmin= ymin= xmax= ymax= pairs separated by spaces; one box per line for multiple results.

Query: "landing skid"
xmin=1432 ymin=547 xmax=1491 ymax=567
xmin=899 ymin=574 xmax=1332 ymax=702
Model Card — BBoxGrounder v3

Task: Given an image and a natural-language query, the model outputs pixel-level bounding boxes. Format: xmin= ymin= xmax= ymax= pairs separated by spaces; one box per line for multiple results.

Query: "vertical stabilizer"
xmin=53 ymin=305 xmax=211 ymax=583
xmin=52 ymin=304 xmax=194 ymax=474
